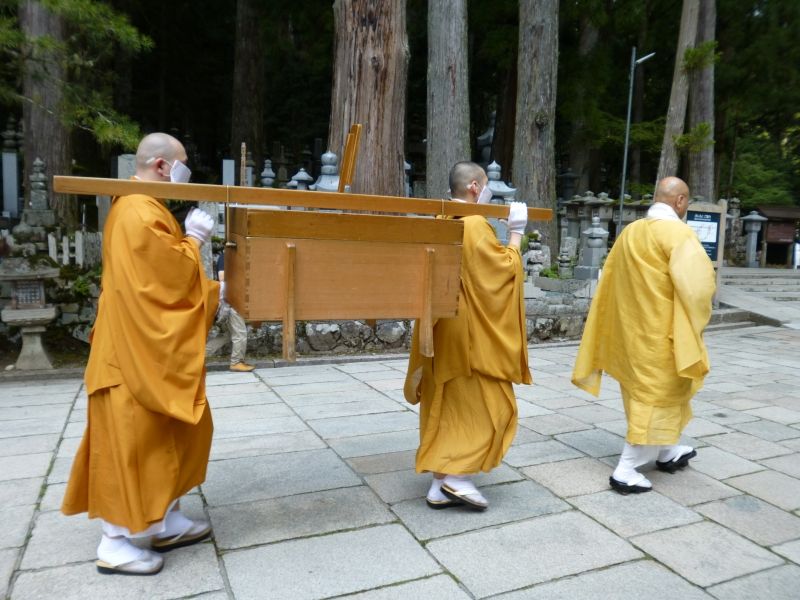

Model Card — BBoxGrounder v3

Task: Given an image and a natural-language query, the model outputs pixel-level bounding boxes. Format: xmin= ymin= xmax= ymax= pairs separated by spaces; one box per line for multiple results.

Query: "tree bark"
xmin=567 ymin=14 xmax=600 ymax=195
xmin=425 ymin=0 xmax=469 ymax=199
xmin=688 ymin=0 xmax=715 ymax=201
xmin=19 ymin=0 xmax=74 ymax=228
xmin=656 ymin=0 xmax=699 ymax=183
xmin=328 ymin=0 xmax=409 ymax=197
xmin=491 ymin=60 xmax=517 ymax=180
xmin=512 ymin=0 xmax=558 ymax=247
xmin=230 ymin=0 xmax=266 ymax=177
xmin=630 ymin=0 xmax=651 ymax=197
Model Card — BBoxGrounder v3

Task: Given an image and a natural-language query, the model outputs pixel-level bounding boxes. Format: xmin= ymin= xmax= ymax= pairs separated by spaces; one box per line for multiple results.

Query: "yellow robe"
xmin=404 ymin=215 xmax=532 ymax=474
xmin=572 ymin=217 xmax=716 ymax=445
xmin=62 ymin=194 xmax=219 ymax=533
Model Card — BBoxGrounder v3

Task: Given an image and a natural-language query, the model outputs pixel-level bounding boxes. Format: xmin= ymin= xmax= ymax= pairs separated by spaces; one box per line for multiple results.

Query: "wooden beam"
xmin=283 ymin=243 xmax=296 ymax=362
xmin=419 ymin=247 xmax=435 ymax=357
xmin=53 ymin=176 xmax=553 ymax=221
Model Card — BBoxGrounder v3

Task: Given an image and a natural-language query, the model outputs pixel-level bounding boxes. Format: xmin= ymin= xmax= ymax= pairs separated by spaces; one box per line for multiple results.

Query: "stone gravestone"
xmin=574 ymin=216 xmax=608 ymax=280
xmin=2 ymin=116 xmax=19 ymax=219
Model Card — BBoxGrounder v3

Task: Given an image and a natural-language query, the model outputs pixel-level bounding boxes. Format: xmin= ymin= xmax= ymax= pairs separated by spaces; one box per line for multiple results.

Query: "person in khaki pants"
xmin=216 ymin=253 xmax=255 ymax=372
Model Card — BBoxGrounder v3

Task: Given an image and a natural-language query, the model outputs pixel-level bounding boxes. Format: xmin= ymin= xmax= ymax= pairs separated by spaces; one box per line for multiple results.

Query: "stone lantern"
xmin=0 ymin=258 xmax=59 ymax=370
xmin=313 ymin=151 xmax=340 ymax=193
xmin=742 ymin=211 xmax=768 ymax=268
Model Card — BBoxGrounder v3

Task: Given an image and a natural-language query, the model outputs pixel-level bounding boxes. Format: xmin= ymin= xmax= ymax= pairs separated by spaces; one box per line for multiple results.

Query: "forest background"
xmin=0 ymin=0 xmax=798 ymax=243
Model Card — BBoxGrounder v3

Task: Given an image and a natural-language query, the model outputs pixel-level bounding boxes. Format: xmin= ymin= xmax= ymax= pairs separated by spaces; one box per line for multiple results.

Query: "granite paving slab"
xmin=522 ymin=456 xmax=612 ymax=497
xmin=559 ymin=404 xmax=624 ymax=424
xmin=0 ymin=477 xmax=42 ymax=509
xmin=570 ymin=490 xmax=701 ymax=537
xmin=724 ymin=470 xmax=800 ymax=511
xmin=682 ymin=417 xmax=731 ymax=438
xmin=340 ymin=574 xmax=471 ymax=599
xmin=745 ymin=406 xmax=800 ymax=425
xmin=209 ymin=486 xmax=395 ymax=550
xmin=515 ymin=400 xmax=553 ymax=418
xmin=306 ymin=411 xmax=419 ymax=439
xmin=689 ymin=447 xmax=766 ymax=479
xmin=364 ymin=464 xmax=521 ymax=505
xmin=760 ymin=453 xmax=800 ymax=478
xmin=327 ymin=429 xmax=420 ymax=458
xmin=39 ymin=482 xmax=65 ymax=512
xmin=518 ymin=413 xmax=592 ymax=435
xmin=0 ymin=452 xmax=51 ymax=482
xmin=209 ymin=430 xmax=326 ymax=461
xmin=211 ymin=415 xmax=309 ymax=439
xmin=426 ymin=511 xmax=642 ymax=598
xmin=631 ymin=521 xmax=783 ymax=587
xmin=695 ymin=494 xmax=800 ymax=546
xmin=202 ymin=448 xmax=361 ymax=506
xmin=503 ymin=440 xmax=583 ymax=467
xmin=646 ymin=468 xmax=741 ymax=505
xmin=0 ymin=433 xmax=59 ymax=457
xmin=292 ymin=397 xmax=404 ymax=420
xmin=732 ymin=419 xmax=800 ymax=442
xmin=223 ymin=524 xmax=441 ymax=600
xmin=706 ymin=565 xmax=800 ymax=600
xmin=346 ymin=449 xmax=417 ymax=475
xmin=495 ymin=560 xmax=712 ymax=600
xmin=772 ymin=539 xmax=800 ymax=565
xmin=0 ymin=548 xmax=17 ymax=599
xmin=555 ymin=428 xmax=624 ymax=457
xmin=392 ymin=480 xmax=569 ymax=541
xmin=10 ymin=542 xmax=222 ymax=600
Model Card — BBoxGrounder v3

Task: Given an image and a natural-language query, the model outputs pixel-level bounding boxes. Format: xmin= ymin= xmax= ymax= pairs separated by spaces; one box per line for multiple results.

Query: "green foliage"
xmin=722 ymin=131 xmax=796 ymax=210
xmin=538 ymin=266 xmax=560 ymax=279
xmin=674 ymin=122 xmax=714 ymax=153
xmin=0 ymin=0 xmax=151 ymax=149
xmin=683 ymin=40 xmax=719 ymax=71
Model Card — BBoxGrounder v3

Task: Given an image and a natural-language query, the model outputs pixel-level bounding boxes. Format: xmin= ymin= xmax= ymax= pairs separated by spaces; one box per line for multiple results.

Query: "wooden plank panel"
xmin=240 ymin=209 xmax=463 ymax=245
xmin=236 ymin=238 xmax=461 ymax=321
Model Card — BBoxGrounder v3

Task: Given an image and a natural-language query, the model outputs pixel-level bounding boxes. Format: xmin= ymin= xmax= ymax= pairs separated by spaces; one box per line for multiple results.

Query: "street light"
xmin=618 ymin=47 xmax=655 ymax=234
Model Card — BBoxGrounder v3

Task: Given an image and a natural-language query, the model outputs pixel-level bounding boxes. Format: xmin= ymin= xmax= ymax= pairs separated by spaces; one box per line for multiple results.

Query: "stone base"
xmin=574 ymin=266 xmax=601 ymax=280
xmin=22 ymin=209 xmax=56 ymax=228
xmin=14 ymin=325 xmax=53 ymax=370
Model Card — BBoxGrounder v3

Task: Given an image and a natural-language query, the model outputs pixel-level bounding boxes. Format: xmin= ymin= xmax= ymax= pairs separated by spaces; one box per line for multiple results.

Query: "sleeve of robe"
xmin=405 ymin=216 xmax=531 ymax=404
xmin=107 ymin=196 xmax=219 ymax=424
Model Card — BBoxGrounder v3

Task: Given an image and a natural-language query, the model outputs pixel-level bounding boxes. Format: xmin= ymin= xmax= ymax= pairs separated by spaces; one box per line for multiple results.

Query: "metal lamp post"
xmin=617 ymin=47 xmax=655 ymax=234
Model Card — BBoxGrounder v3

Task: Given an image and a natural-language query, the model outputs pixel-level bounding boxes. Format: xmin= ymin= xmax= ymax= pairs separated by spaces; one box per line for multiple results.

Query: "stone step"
xmin=705 ymin=320 xmax=759 ymax=333
xmin=731 ymin=286 xmax=800 ymax=293
xmin=709 ymin=308 xmax=758 ymax=325
xmin=722 ymin=279 xmax=800 ymax=287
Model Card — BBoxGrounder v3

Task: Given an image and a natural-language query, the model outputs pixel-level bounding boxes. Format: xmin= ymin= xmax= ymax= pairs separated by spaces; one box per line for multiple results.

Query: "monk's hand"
xmin=508 ymin=201 xmax=528 ymax=235
xmin=185 ymin=208 xmax=214 ymax=245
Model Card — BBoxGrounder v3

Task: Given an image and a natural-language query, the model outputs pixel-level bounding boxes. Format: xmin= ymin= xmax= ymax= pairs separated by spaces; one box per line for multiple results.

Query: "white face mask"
xmin=477 ymin=183 xmax=493 ymax=204
xmin=169 ymin=159 xmax=192 ymax=184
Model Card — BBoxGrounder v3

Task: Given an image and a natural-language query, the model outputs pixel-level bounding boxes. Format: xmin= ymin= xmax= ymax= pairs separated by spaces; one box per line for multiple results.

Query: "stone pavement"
xmin=2 ymin=325 xmax=800 ymax=599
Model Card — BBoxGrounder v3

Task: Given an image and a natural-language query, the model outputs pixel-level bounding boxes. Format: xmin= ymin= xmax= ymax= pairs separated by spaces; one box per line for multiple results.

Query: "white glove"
xmin=185 ymin=208 xmax=214 ymax=244
xmin=507 ymin=202 xmax=528 ymax=235
xmin=219 ymin=281 xmax=226 ymax=301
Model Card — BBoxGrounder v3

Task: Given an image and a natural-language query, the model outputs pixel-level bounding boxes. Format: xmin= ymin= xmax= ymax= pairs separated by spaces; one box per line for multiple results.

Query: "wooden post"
xmin=283 ymin=242 xmax=296 ymax=361
xmin=419 ymin=247 xmax=435 ymax=357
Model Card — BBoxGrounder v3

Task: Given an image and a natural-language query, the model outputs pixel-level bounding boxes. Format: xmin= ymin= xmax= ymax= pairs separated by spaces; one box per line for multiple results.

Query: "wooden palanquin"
xmin=225 ymin=207 xmax=463 ymax=360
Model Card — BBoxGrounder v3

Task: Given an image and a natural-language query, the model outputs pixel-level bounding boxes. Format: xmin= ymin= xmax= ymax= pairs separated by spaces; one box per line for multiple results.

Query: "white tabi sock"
xmin=658 ymin=444 xmax=694 ymax=463
xmin=613 ymin=442 xmax=658 ymax=486
xmin=155 ymin=507 xmax=194 ymax=539
xmin=97 ymin=534 xmax=147 ymax=566
xmin=427 ymin=477 xmax=448 ymax=502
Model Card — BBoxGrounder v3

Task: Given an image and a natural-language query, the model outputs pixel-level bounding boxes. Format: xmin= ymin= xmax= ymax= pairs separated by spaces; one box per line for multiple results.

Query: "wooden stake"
xmin=419 ymin=247 xmax=435 ymax=357
xmin=283 ymin=242 xmax=296 ymax=362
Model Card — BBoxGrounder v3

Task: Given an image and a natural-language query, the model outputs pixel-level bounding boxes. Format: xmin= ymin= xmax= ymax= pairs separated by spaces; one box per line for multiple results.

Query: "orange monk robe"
xmin=62 ymin=194 xmax=219 ymax=534
xmin=404 ymin=215 xmax=532 ymax=475
xmin=572 ymin=218 xmax=716 ymax=445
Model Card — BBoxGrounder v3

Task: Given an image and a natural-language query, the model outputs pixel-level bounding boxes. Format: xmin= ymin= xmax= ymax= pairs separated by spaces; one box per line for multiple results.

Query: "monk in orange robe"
xmin=62 ymin=133 xmax=219 ymax=575
xmin=405 ymin=161 xmax=532 ymax=511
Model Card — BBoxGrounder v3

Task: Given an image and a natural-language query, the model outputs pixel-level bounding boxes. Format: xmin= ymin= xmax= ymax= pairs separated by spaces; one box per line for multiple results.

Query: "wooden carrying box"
xmin=225 ymin=207 xmax=463 ymax=361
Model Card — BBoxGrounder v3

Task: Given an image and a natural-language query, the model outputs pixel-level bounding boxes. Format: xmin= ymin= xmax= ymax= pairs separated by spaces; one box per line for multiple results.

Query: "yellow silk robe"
xmin=405 ymin=215 xmax=532 ymax=474
xmin=572 ymin=217 xmax=716 ymax=445
xmin=62 ymin=194 xmax=219 ymax=533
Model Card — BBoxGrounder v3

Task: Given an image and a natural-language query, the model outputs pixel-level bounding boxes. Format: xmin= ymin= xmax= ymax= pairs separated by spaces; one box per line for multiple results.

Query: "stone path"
xmin=2 ymin=325 xmax=800 ymax=599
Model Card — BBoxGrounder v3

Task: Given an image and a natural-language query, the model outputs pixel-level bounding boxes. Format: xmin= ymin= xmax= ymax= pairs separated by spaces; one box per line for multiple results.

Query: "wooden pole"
xmin=53 ymin=176 xmax=554 ymax=222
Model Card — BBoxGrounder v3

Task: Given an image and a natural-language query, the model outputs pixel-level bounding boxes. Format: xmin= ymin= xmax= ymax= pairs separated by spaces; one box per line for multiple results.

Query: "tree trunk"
xmin=492 ymin=61 xmax=517 ymax=180
xmin=568 ymin=15 xmax=599 ymax=195
xmin=230 ymin=0 xmax=266 ymax=177
xmin=512 ymin=0 xmax=558 ymax=247
xmin=425 ymin=0 xmax=469 ymax=199
xmin=328 ymin=0 xmax=409 ymax=197
xmin=630 ymin=1 xmax=651 ymax=197
xmin=688 ymin=0 xmax=715 ymax=201
xmin=656 ymin=0 xmax=699 ymax=183
xmin=19 ymin=0 xmax=74 ymax=228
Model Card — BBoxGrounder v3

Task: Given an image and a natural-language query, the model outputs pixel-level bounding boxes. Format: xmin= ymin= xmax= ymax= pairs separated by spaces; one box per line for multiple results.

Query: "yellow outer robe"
xmin=62 ymin=194 xmax=219 ymax=533
xmin=572 ymin=217 xmax=716 ymax=445
xmin=404 ymin=215 xmax=532 ymax=474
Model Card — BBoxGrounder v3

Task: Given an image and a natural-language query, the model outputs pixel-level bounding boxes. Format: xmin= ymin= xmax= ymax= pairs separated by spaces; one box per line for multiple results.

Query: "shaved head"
xmin=449 ymin=161 xmax=487 ymax=200
xmin=135 ymin=132 xmax=187 ymax=181
xmin=654 ymin=176 xmax=690 ymax=219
